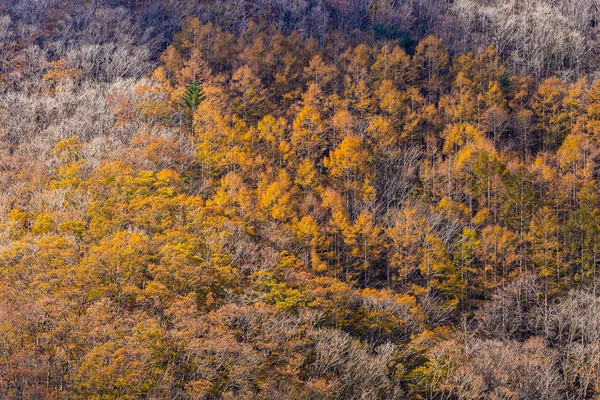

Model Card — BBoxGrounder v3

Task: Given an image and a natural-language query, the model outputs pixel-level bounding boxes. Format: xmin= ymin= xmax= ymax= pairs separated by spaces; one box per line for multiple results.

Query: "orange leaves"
xmin=372 ymin=44 xmax=413 ymax=88
xmin=388 ymin=207 xmax=425 ymax=284
xmin=42 ymin=59 xmax=82 ymax=93
xmin=529 ymin=207 xmax=561 ymax=280
xmin=292 ymin=103 xmax=326 ymax=161
xmin=586 ymin=79 xmax=600 ymax=138
xmin=413 ymin=36 xmax=449 ymax=99
xmin=12 ymin=15 xmax=600 ymax=399
xmin=73 ymin=316 xmax=171 ymax=399
xmin=557 ymin=133 xmax=591 ymax=175
xmin=294 ymin=159 xmax=317 ymax=188
xmin=304 ymin=54 xmax=338 ymax=90
xmin=259 ymin=170 xmax=293 ymax=221
xmin=442 ymin=123 xmax=484 ymax=155
xmin=324 ymin=136 xmax=374 ymax=208
xmin=324 ymin=135 xmax=370 ymax=179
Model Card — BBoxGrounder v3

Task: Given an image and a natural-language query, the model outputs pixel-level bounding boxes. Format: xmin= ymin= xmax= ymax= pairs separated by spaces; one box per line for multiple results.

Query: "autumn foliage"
xmin=3 ymin=3 xmax=600 ymax=399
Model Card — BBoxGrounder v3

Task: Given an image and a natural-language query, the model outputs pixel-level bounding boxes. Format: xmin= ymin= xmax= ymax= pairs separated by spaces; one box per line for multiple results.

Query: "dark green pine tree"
xmin=180 ymin=81 xmax=206 ymax=131
xmin=180 ymin=81 xmax=206 ymax=112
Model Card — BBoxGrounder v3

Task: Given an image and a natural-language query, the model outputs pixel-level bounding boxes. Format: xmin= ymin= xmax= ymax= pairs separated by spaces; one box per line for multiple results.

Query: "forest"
xmin=3 ymin=0 xmax=600 ymax=399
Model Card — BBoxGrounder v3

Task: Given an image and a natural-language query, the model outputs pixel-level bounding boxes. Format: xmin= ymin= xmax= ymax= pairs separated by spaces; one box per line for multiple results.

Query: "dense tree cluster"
xmin=4 ymin=1 xmax=600 ymax=399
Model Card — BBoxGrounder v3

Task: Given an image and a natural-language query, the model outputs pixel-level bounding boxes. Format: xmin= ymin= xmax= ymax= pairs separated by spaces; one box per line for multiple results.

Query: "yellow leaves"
xmin=437 ymin=196 xmax=470 ymax=219
xmin=80 ymin=231 xmax=153 ymax=301
xmin=32 ymin=213 xmax=54 ymax=235
xmin=292 ymin=104 xmax=326 ymax=159
xmin=186 ymin=380 xmax=213 ymax=399
xmin=348 ymin=79 xmax=375 ymax=116
xmin=50 ymin=137 xmax=87 ymax=188
xmin=193 ymin=103 xmax=256 ymax=177
xmin=532 ymin=76 xmax=570 ymax=148
xmin=453 ymin=145 xmax=476 ymax=170
xmin=362 ymin=178 xmax=376 ymax=203
xmin=442 ymin=123 xmax=483 ymax=154
xmin=74 ymin=316 xmax=170 ymax=399
xmin=422 ymin=231 xmax=447 ymax=266
xmin=53 ymin=161 xmax=86 ymax=189
xmin=135 ymin=67 xmax=176 ymax=120
xmin=177 ymin=49 xmax=212 ymax=87
xmin=193 ymin=96 xmax=227 ymax=137
xmin=372 ymin=44 xmax=412 ymax=87
xmin=533 ymin=77 xmax=566 ymax=124
xmin=259 ymin=170 xmax=292 ymax=221
xmin=376 ymin=79 xmax=405 ymax=116
xmin=586 ymin=79 xmax=600 ymax=138
xmin=295 ymin=158 xmax=316 ymax=188
xmin=321 ymin=187 xmax=344 ymax=213
xmin=231 ymin=65 xmax=268 ymax=120
xmin=257 ymin=114 xmax=287 ymax=145
xmin=224 ymin=145 xmax=255 ymax=171
xmin=388 ymin=207 xmax=425 ymax=282
xmin=578 ymin=180 xmax=598 ymax=211
xmin=532 ymin=155 xmax=557 ymax=182
xmin=529 ymin=206 xmax=561 ymax=279
xmin=361 ymin=288 xmax=412 ymax=313
xmin=534 ymin=77 xmax=566 ymax=114
xmin=341 ymin=210 xmax=384 ymax=276
xmin=477 ymin=224 xmax=519 ymax=281
xmin=413 ymin=36 xmax=449 ymax=96
xmin=343 ymin=43 xmax=372 ymax=82
xmin=557 ymin=133 xmax=579 ymax=168
xmin=332 ymin=109 xmax=355 ymax=140
xmin=253 ymin=270 xmax=310 ymax=311
xmin=52 ymin=136 xmax=81 ymax=164
xmin=293 ymin=105 xmax=323 ymax=135
xmin=367 ymin=115 xmax=393 ymax=147
xmin=472 ymin=208 xmax=490 ymax=225
xmin=305 ymin=54 xmax=338 ymax=89
xmin=160 ymin=45 xmax=184 ymax=77
xmin=150 ymin=66 xmax=172 ymax=91
xmin=293 ymin=216 xmax=321 ymax=246
xmin=35 ymin=234 xmax=78 ymax=270
xmin=556 ymin=133 xmax=591 ymax=176
xmin=324 ymin=135 xmax=371 ymax=178
xmin=209 ymin=172 xmax=253 ymax=220
xmin=157 ymin=169 xmax=180 ymax=182
xmin=8 ymin=207 xmax=28 ymax=238
xmin=80 ymin=158 xmax=197 ymax=240
xmin=278 ymin=139 xmax=292 ymax=160
xmin=291 ymin=216 xmax=329 ymax=271
xmin=60 ymin=220 xmax=86 ymax=238
xmin=419 ymin=230 xmax=450 ymax=284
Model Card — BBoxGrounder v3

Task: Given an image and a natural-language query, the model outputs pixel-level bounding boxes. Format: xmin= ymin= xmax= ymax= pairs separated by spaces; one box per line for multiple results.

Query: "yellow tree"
xmin=324 ymin=135 xmax=374 ymax=215
xmin=304 ymin=54 xmax=338 ymax=92
xmin=372 ymin=44 xmax=414 ymax=89
xmin=387 ymin=207 xmax=425 ymax=287
xmin=586 ymin=78 xmax=600 ymax=139
xmin=293 ymin=215 xmax=328 ymax=273
xmin=291 ymin=102 xmax=326 ymax=162
xmin=413 ymin=36 xmax=449 ymax=101
xmin=475 ymin=225 xmax=519 ymax=296
xmin=418 ymin=229 xmax=461 ymax=310
xmin=529 ymin=207 xmax=562 ymax=293
xmin=342 ymin=209 xmax=384 ymax=286
xmin=532 ymin=77 xmax=569 ymax=151
xmin=230 ymin=65 xmax=268 ymax=123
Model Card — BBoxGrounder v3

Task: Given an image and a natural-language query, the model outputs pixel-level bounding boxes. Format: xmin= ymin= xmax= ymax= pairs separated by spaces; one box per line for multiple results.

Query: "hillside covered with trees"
xmin=4 ymin=0 xmax=600 ymax=399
